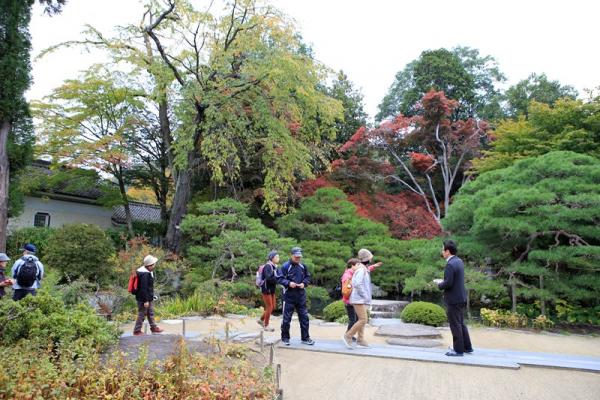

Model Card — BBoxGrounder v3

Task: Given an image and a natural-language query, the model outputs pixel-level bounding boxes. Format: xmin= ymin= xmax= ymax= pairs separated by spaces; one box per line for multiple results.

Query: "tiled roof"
xmin=30 ymin=160 xmax=107 ymax=200
xmin=112 ymin=202 xmax=162 ymax=224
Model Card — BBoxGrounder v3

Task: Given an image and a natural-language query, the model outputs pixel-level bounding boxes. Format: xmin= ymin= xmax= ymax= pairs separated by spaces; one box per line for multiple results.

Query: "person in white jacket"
xmin=342 ymin=261 xmax=372 ymax=349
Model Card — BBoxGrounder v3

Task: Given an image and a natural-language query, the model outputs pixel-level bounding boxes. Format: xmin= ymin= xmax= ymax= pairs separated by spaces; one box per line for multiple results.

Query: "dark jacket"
xmin=276 ymin=260 xmax=311 ymax=301
xmin=261 ymin=262 xmax=277 ymax=295
xmin=438 ymin=256 xmax=468 ymax=305
xmin=0 ymin=268 xmax=6 ymax=298
xmin=135 ymin=266 xmax=155 ymax=303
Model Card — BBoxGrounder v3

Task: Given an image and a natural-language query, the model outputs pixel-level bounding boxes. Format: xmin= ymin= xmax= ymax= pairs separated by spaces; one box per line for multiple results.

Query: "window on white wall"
xmin=34 ymin=212 xmax=50 ymax=228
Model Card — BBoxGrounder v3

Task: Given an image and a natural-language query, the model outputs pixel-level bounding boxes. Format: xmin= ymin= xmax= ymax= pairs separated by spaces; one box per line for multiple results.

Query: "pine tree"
xmin=444 ymin=151 xmax=600 ymax=316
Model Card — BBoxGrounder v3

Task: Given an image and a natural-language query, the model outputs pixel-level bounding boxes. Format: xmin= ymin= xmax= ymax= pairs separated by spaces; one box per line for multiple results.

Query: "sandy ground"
xmin=122 ymin=315 xmax=600 ymax=356
xmin=276 ymin=351 xmax=600 ymax=400
xmin=121 ymin=315 xmax=600 ymax=400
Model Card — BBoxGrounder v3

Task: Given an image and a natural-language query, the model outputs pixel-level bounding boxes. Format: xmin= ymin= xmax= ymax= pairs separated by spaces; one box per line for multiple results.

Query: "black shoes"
xmin=281 ymin=338 xmax=315 ymax=345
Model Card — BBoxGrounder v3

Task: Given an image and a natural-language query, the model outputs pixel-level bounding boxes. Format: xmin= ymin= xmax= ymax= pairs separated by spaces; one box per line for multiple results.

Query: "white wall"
xmin=8 ymin=196 xmax=113 ymax=231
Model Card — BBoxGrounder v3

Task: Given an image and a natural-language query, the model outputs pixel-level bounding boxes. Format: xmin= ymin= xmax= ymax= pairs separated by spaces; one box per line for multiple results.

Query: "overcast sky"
xmin=28 ymin=0 xmax=600 ymax=120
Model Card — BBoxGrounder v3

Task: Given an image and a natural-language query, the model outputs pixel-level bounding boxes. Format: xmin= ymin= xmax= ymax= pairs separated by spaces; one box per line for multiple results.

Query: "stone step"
xmin=374 ymin=323 xmax=443 ymax=339
xmin=370 ymin=300 xmax=409 ymax=313
xmin=369 ymin=311 xmax=399 ymax=319
xmin=386 ymin=338 xmax=443 ymax=348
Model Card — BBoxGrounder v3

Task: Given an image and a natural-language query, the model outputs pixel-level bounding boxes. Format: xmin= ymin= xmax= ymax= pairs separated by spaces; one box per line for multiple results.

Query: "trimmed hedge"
xmin=323 ymin=300 xmax=346 ymax=322
xmin=400 ymin=301 xmax=447 ymax=326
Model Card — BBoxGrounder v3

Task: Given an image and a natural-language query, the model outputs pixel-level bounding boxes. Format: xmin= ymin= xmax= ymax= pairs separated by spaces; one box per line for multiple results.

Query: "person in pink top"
xmin=340 ymin=249 xmax=382 ymax=341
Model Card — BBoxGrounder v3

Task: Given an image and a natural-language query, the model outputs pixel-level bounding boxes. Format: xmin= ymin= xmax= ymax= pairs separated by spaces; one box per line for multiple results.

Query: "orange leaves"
xmin=348 ymin=192 xmax=441 ymax=239
xmin=410 ymin=152 xmax=435 ymax=172
xmin=338 ymin=126 xmax=367 ymax=153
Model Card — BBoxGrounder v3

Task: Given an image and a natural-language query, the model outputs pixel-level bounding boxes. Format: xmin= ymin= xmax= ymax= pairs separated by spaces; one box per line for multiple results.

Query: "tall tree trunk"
xmin=116 ymin=170 xmax=134 ymax=237
xmin=158 ymin=96 xmax=177 ymax=184
xmin=510 ymin=273 xmax=517 ymax=313
xmin=165 ymin=151 xmax=195 ymax=253
xmin=539 ymin=275 xmax=545 ymax=316
xmin=0 ymin=120 xmax=11 ymax=252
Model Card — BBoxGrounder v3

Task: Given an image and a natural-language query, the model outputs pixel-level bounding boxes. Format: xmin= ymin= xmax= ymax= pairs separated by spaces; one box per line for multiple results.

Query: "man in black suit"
xmin=433 ymin=240 xmax=473 ymax=357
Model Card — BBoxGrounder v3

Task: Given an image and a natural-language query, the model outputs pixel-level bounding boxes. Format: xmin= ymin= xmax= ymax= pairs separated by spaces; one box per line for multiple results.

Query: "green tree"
xmin=0 ymin=0 xmax=66 ymax=251
xmin=473 ymin=98 xmax=600 ymax=173
xmin=45 ymin=224 xmax=118 ymax=285
xmin=33 ymin=71 xmax=145 ymax=236
xmin=376 ymin=46 xmax=505 ymax=121
xmin=144 ymin=0 xmax=342 ymax=252
xmin=505 ymin=73 xmax=578 ymax=118
xmin=181 ymin=198 xmax=295 ymax=287
xmin=356 ymin=236 xmax=439 ymax=298
xmin=40 ymin=21 xmax=179 ymax=227
xmin=444 ymin=151 xmax=600 ymax=315
xmin=327 ymin=70 xmax=368 ymax=144
xmin=277 ymin=187 xmax=388 ymax=246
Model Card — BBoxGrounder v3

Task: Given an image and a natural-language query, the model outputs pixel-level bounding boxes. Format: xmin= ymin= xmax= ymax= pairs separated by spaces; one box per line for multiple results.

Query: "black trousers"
xmin=13 ymin=289 xmax=36 ymax=301
xmin=446 ymin=303 xmax=473 ymax=354
xmin=345 ymin=303 xmax=357 ymax=332
xmin=281 ymin=296 xmax=310 ymax=341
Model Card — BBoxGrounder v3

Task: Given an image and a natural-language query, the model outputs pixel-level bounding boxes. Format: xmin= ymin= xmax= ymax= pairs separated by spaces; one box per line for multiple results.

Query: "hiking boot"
xmin=301 ymin=338 xmax=315 ymax=346
xmin=341 ymin=334 xmax=354 ymax=349
xmin=133 ymin=331 xmax=145 ymax=336
xmin=356 ymin=341 xmax=370 ymax=348
xmin=282 ymin=338 xmax=290 ymax=346
xmin=150 ymin=326 xmax=164 ymax=334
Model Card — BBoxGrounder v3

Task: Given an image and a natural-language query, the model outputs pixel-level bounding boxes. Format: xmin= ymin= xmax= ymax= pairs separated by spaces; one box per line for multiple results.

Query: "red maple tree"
xmin=367 ymin=90 xmax=488 ymax=221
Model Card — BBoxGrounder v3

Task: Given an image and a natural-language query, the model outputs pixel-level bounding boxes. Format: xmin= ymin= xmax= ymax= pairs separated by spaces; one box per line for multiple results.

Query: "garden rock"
xmin=370 ymin=283 xmax=388 ymax=298
xmin=374 ymin=323 xmax=442 ymax=339
xmin=386 ymin=338 xmax=443 ymax=348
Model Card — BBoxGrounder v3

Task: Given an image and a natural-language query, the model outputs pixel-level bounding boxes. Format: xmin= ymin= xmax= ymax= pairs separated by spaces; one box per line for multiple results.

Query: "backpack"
xmin=341 ymin=277 xmax=353 ymax=300
xmin=127 ymin=272 xmax=139 ymax=295
xmin=255 ymin=264 xmax=266 ymax=288
xmin=16 ymin=257 xmax=39 ymax=288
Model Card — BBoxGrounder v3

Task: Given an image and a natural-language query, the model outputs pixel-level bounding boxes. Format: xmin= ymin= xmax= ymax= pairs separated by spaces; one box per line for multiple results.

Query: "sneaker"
xmin=356 ymin=341 xmax=370 ymax=348
xmin=445 ymin=350 xmax=464 ymax=357
xmin=341 ymin=335 xmax=354 ymax=349
xmin=257 ymin=319 xmax=264 ymax=328
xmin=151 ymin=326 xmax=164 ymax=334
xmin=133 ymin=331 xmax=145 ymax=336
xmin=301 ymin=338 xmax=315 ymax=346
xmin=282 ymin=339 xmax=290 ymax=346
xmin=263 ymin=326 xmax=275 ymax=332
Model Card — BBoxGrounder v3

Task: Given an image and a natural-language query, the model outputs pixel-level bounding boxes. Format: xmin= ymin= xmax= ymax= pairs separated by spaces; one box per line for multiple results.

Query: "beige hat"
xmin=143 ymin=255 xmax=158 ymax=267
xmin=357 ymin=249 xmax=373 ymax=263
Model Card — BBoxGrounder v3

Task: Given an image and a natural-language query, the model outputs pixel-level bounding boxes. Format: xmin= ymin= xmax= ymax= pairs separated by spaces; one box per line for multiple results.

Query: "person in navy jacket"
xmin=276 ymin=247 xmax=315 ymax=346
xmin=434 ymin=240 xmax=473 ymax=356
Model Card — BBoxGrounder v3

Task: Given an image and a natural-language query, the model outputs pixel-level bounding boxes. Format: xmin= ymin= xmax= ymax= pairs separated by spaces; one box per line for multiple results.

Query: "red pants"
xmin=261 ymin=293 xmax=276 ymax=327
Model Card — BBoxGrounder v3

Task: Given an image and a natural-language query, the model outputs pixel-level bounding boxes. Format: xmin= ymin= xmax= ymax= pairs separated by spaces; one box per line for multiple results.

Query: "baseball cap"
xmin=290 ymin=247 xmax=303 ymax=257
xmin=21 ymin=243 xmax=37 ymax=254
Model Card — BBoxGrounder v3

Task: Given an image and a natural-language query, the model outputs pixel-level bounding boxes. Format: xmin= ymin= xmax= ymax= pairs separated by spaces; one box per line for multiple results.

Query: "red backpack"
xmin=127 ymin=272 xmax=139 ymax=295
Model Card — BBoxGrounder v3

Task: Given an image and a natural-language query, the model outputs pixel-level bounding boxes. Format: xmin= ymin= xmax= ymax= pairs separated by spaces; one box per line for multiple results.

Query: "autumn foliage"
xmin=349 ymin=192 xmax=441 ymax=239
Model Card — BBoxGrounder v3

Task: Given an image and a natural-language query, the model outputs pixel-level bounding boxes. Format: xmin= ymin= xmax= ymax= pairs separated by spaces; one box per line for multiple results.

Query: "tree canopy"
xmin=472 ymin=97 xmax=600 ymax=173
xmin=444 ymin=151 xmax=600 ymax=317
xmin=505 ymin=73 xmax=578 ymax=118
xmin=376 ymin=47 xmax=505 ymax=121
